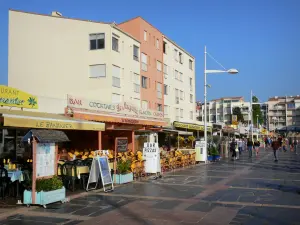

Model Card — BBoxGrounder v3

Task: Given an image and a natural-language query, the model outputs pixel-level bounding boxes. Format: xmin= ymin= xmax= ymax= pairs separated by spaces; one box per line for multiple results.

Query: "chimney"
xmin=51 ymin=11 xmax=62 ymax=17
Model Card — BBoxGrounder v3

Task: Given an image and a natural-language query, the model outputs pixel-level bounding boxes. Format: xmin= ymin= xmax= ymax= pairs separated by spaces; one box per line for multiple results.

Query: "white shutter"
xmin=112 ymin=93 xmax=121 ymax=104
xmin=112 ymin=65 xmax=121 ymax=78
xmin=141 ymin=53 xmax=147 ymax=63
xmin=134 ymin=73 xmax=140 ymax=84
xmin=142 ymin=100 xmax=148 ymax=110
xmin=89 ymin=64 xmax=106 ymax=78
xmin=156 ymin=61 xmax=162 ymax=71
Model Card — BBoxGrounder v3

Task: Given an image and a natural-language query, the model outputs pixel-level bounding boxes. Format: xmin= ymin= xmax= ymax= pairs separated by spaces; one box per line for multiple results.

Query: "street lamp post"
xmin=204 ymin=46 xmax=238 ymax=163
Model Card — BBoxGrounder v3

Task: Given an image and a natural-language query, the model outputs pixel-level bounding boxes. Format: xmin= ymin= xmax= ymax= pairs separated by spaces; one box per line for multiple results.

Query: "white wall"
xmin=8 ymin=10 xmax=140 ymax=113
xmin=163 ymin=37 xmax=195 ymax=124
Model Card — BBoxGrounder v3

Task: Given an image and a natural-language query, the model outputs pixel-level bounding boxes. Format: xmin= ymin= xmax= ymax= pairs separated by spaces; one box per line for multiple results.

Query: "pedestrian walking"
xmin=238 ymin=139 xmax=243 ymax=155
xmin=230 ymin=139 xmax=237 ymax=160
xmin=282 ymin=138 xmax=287 ymax=152
xmin=247 ymin=138 xmax=253 ymax=158
xmin=294 ymin=138 xmax=298 ymax=154
xmin=254 ymin=140 xmax=260 ymax=156
xmin=271 ymin=137 xmax=280 ymax=162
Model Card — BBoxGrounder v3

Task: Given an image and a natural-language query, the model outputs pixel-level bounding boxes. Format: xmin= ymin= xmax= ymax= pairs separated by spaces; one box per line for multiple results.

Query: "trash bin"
xmin=195 ymin=141 xmax=207 ymax=162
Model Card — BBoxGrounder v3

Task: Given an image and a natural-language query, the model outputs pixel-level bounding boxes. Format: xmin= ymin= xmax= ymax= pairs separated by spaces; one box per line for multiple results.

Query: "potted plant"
xmin=207 ymin=146 xmax=213 ymax=161
xmin=113 ymin=160 xmax=133 ymax=184
xmin=23 ymin=176 xmax=66 ymax=208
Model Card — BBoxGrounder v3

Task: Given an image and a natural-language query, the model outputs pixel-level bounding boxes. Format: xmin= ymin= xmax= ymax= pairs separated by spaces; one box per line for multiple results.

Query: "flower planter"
xmin=113 ymin=172 xmax=133 ymax=184
xmin=207 ymin=155 xmax=213 ymax=161
xmin=23 ymin=187 xmax=67 ymax=208
xmin=212 ymin=155 xmax=221 ymax=161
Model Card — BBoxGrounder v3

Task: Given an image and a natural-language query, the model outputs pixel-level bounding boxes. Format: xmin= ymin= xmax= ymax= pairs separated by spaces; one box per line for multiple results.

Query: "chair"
xmin=0 ymin=167 xmax=8 ymax=199
xmin=62 ymin=162 xmax=76 ymax=192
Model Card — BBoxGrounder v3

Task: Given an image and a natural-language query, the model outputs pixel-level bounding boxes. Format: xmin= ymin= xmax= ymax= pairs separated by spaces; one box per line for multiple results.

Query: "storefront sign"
xmin=173 ymin=122 xmax=212 ymax=132
xmin=0 ymin=85 xmax=38 ymax=109
xmin=67 ymin=95 xmax=164 ymax=120
xmin=4 ymin=116 xmax=105 ymax=131
xmin=115 ymin=137 xmax=128 ymax=152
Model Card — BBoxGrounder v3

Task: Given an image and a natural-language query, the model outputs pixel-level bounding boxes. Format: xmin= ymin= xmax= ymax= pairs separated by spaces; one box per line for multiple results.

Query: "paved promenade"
xmin=1 ymin=147 xmax=300 ymax=224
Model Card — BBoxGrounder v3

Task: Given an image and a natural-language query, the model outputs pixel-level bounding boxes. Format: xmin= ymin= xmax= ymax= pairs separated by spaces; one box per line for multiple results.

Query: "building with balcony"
xmin=197 ymin=97 xmax=251 ymax=126
xmin=118 ymin=17 xmax=197 ymax=131
xmin=267 ymin=96 xmax=300 ymax=131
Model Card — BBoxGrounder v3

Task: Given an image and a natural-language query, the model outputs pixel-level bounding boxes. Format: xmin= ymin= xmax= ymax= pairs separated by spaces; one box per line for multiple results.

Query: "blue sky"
xmin=0 ymin=0 xmax=299 ymax=102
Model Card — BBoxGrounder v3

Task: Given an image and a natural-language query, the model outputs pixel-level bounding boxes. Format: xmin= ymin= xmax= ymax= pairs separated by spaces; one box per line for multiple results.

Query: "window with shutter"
xmin=89 ymin=64 xmax=106 ymax=78
xmin=112 ymin=65 xmax=121 ymax=88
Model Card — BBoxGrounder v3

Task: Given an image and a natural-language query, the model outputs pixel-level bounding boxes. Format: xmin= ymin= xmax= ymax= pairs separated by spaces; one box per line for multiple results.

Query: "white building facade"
xmin=8 ymin=10 xmax=141 ymax=114
xmin=162 ymin=37 xmax=196 ymax=126
xmin=198 ymin=97 xmax=251 ymax=125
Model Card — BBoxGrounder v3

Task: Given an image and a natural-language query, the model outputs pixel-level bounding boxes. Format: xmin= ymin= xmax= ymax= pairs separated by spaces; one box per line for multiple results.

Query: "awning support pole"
xmin=98 ymin=131 xmax=102 ymax=150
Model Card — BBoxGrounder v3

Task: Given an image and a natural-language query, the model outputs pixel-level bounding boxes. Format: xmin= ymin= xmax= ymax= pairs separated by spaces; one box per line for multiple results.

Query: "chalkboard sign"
xmin=115 ymin=138 xmax=128 ymax=152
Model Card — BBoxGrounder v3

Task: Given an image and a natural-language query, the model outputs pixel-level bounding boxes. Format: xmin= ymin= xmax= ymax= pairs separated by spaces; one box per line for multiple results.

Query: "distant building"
xmin=267 ymin=96 xmax=300 ymax=131
xmin=197 ymin=97 xmax=251 ymax=125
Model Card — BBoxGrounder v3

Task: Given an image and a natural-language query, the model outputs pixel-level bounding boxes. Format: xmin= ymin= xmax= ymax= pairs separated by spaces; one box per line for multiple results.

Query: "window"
xmin=174 ymin=49 xmax=178 ymax=61
xmin=133 ymin=73 xmax=140 ymax=93
xmin=112 ymin=65 xmax=121 ymax=88
xmin=175 ymin=89 xmax=179 ymax=104
xmin=157 ymin=104 xmax=162 ymax=112
xmin=156 ymin=39 xmax=159 ymax=49
xmin=156 ymin=61 xmax=162 ymax=71
xmin=141 ymin=76 xmax=148 ymax=88
xmin=163 ymin=41 xmax=167 ymax=54
xmin=163 ymin=64 xmax=168 ymax=74
xmin=189 ymin=59 xmax=193 ymax=70
xmin=112 ymin=36 xmax=119 ymax=52
xmin=174 ymin=70 xmax=179 ymax=79
xmin=112 ymin=93 xmax=121 ymax=104
xmin=176 ymin=108 xmax=180 ymax=120
xmin=133 ymin=98 xmax=140 ymax=107
xmin=180 ymin=90 xmax=184 ymax=100
xmin=179 ymin=52 xmax=183 ymax=64
xmin=141 ymin=53 xmax=147 ymax=71
xmin=288 ymin=103 xmax=295 ymax=109
xmin=164 ymin=85 xmax=168 ymax=95
xmin=190 ymin=94 xmax=193 ymax=103
xmin=190 ymin=77 xmax=193 ymax=91
xmin=133 ymin=45 xmax=139 ymax=61
xmin=180 ymin=109 xmax=183 ymax=118
xmin=157 ymin=82 xmax=162 ymax=99
xmin=144 ymin=31 xmax=147 ymax=41
xmin=142 ymin=100 xmax=148 ymax=110
xmin=89 ymin=64 xmax=106 ymax=78
xmin=164 ymin=105 xmax=168 ymax=115
xmin=90 ymin=33 xmax=105 ymax=50
xmin=179 ymin=72 xmax=183 ymax=81
xmin=190 ymin=111 xmax=193 ymax=120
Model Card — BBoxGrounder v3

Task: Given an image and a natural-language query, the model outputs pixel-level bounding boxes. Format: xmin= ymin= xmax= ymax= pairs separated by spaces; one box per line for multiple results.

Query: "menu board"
xmin=99 ymin=156 xmax=112 ymax=186
xmin=116 ymin=138 xmax=128 ymax=152
xmin=36 ymin=143 xmax=55 ymax=178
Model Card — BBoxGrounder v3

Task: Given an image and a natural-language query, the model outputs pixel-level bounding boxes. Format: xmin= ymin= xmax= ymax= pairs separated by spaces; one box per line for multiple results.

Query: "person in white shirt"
xmin=238 ymin=139 xmax=243 ymax=155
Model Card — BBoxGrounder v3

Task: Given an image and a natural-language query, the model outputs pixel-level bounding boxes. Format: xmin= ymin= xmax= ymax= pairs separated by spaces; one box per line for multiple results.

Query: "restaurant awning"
xmin=162 ymin=128 xmax=193 ymax=136
xmin=0 ymin=108 xmax=105 ymax=131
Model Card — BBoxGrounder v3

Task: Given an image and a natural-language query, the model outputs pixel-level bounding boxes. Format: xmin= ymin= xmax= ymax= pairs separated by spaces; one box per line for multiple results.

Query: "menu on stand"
xmin=116 ymin=138 xmax=128 ymax=152
xmin=36 ymin=143 xmax=55 ymax=178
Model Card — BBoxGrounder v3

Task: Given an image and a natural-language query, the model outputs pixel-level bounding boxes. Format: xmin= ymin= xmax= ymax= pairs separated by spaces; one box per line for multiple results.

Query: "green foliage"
xmin=36 ymin=176 xmax=63 ymax=192
xmin=208 ymin=145 xmax=219 ymax=156
xmin=232 ymin=107 xmax=244 ymax=123
xmin=117 ymin=160 xmax=131 ymax=174
xmin=252 ymin=96 xmax=263 ymax=126
xmin=188 ymin=136 xmax=195 ymax=143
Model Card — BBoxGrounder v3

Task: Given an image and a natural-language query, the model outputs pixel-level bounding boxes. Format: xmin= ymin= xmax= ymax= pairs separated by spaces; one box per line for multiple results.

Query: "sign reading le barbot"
xmin=67 ymin=95 xmax=164 ymax=120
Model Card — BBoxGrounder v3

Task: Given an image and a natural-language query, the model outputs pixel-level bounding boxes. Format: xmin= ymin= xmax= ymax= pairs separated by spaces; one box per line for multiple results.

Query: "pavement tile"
xmin=186 ymin=201 xmax=216 ymax=212
xmin=63 ymin=221 xmax=84 ymax=225
xmin=151 ymin=200 xmax=181 ymax=210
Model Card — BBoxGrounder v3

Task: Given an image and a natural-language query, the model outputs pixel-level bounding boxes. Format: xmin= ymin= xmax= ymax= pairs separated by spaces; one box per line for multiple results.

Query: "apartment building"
xmin=268 ymin=96 xmax=300 ymax=131
xmin=8 ymin=10 xmax=141 ymax=113
xmin=198 ymin=97 xmax=251 ymax=125
xmin=118 ymin=17 xmax=164 ymax=113
xmin=118 ymin=17 xmax=196 ymax=127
